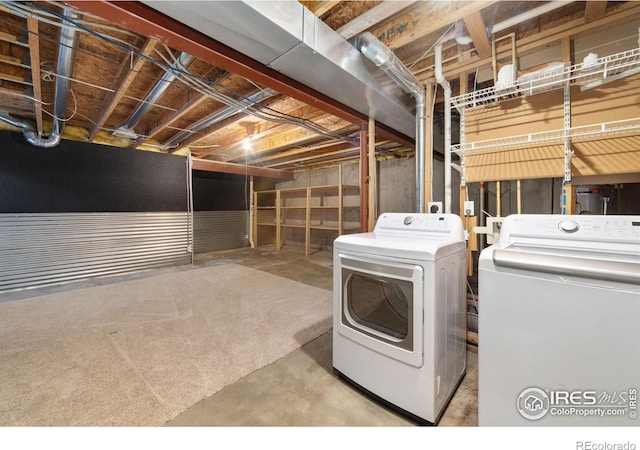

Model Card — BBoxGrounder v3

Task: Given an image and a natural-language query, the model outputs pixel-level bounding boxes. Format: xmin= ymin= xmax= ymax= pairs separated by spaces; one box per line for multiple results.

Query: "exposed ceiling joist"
xmin=90 ymin=38 xmax=158 ymax=140
xmin=69 ymin=1 xmax=370 ymax=129
xmin=191 ymin=157 xmax=294 ymax=179
xmin=308 ymin=1 xmax=341 ymax=17
xmin=141 ymin=71 xmax=232 ymax=144
xmin=419 ymin=2 xmax=640 ymax=83
xmin=370 ymin=0 xmax=498 ymax=50
xmin=26 ymin=17 xmax=42 ymax=134
xmin=463 ymin=11 xmax=492 ymax=59
xmin=336 ymin=1 xmax=417 ymax=40
xmin=584 ymin=1 xmax=608 ymax=23
xmin=0 ymin=29 xmax=25 ymax=46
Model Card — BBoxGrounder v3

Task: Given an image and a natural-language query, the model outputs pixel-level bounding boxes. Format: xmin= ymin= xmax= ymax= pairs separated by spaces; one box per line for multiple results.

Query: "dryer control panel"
xmin=374 ymin=213 xmax=465 ymax=240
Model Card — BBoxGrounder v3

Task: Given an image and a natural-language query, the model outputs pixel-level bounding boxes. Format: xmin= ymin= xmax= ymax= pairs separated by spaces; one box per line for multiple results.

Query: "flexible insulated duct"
xmin=0 ymin=8 xmax=80 ymax=147
xmin=115 ymin=52 xmax=196 ymax=138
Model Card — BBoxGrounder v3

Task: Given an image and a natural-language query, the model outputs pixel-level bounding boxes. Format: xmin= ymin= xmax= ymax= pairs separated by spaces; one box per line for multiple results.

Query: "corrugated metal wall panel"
xmin=0 ymin=212 xmax=192 ymax=292
xmin=193 ymin=211 xmax=249 ymax=254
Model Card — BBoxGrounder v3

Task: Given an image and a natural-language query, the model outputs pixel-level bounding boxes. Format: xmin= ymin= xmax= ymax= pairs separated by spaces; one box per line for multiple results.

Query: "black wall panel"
xmin=0 ymin=131 xmax=188 ymax=212
xmin=192 ymin=170 xmax=249 ymax=211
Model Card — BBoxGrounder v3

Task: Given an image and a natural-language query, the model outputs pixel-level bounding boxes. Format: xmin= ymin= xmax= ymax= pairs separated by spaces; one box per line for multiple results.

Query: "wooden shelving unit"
xmin=253 ymin=184 xmax=360 ymax=256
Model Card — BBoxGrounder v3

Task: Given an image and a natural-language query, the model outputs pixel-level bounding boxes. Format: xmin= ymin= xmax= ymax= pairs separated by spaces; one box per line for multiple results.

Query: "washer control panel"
xmin=499 ymin=214 xmax=640 ymax=244
xmin=558 ymin=219 xmax=580 ymax=233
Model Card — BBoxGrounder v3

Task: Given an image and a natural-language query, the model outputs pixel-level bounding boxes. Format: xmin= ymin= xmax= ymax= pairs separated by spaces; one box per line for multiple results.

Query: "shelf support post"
xmin=359 ymin=126 xmax=368 ymax=232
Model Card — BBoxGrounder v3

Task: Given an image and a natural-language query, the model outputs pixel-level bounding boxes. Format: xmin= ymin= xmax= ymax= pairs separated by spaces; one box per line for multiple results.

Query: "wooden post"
xmin=305 ymin=187 xmax=311 ymax=256
xmin=562 ymin=183 xmax=577 ymax=215
xmin=275 ymin=190 xmax=281 ymax=251
xmin=496 ymin=180 xmax=502 ymax=217
xmin=368 ymin=117 xmax=376 ymax=231
xmin=253 ymin=191 xmax=258 ymax=247
xmin=359 ymin=126 xmax=368 ymax=232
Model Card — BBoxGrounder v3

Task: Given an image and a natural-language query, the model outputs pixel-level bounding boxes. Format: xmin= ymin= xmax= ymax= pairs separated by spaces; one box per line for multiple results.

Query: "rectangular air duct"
xmin=142 ymin=0 xmax=416 ymax=138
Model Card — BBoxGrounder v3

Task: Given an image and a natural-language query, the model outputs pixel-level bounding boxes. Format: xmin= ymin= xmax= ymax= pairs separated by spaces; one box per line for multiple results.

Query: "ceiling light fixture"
xmin=243 ymin=135 xmax=253 ymax=152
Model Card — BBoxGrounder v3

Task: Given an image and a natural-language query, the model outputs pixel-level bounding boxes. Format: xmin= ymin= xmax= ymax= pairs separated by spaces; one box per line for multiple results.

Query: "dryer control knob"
xmin=403 ymin=216 xmax=414 ymax=226
xmin=559 ymin=219 xmax=579 ymax=233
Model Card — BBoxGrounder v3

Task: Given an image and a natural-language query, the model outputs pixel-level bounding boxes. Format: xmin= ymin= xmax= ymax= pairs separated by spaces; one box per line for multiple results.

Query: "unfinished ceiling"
xmin=0 ymin=1 xmax=638 ymax=176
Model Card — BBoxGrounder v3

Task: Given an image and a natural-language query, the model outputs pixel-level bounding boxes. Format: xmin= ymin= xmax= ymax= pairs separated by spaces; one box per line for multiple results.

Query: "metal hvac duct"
xmin=141 ymin=1 xmax=416 ymax=139
xmin=0 ymin=8 xmax=81 ymax=147
xmin=352 ymin=32 xmax=427 ymax=214
xmin=114 ymin=51 xmax=196 ymax=139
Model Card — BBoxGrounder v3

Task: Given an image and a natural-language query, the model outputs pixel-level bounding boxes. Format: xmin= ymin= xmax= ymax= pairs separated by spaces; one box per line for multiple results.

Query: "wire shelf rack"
xmin=452 ymin=117 xmax=640 ymax=154
xmin=451 ymin=47 xmax=640 ymax=110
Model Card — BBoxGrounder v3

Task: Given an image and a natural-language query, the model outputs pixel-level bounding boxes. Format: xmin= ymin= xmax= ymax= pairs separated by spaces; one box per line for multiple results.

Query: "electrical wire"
xmin=10 ymin=1 xmax=352 ymax=148
xmin=466 ymin=278 xmax=479 ymax=313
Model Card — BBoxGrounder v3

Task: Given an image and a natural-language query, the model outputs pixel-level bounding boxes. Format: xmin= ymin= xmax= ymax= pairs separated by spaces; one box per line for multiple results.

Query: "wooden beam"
xmin=368 ymin=116 xmax=375 ymax=232
xmin=418 ymin=2 xmax=640 ymax=83
xmin=0 ymin=54 xmax=23 ymax=66
xmin=336 ymin=1 xmax=417 ymax=40
xmin=369 ymin=1 xmax=497 ymax=50
xmin=252 ymin=141 xmax=354 ymax=164
xmin=0 ymin=30 xmax=26 ymax=46
xmin=359 ymin=126 xmax=368 ymax=232
xmin=561 ymin=36 xmax=571 ymax=64
xmin=309 ymin=1 xmax=340 ymax=17
xmin=463 ymin=11 xmax=492 ymax=59
xmin=191 ymin=158 xmax=294 ymax=179
xmin=163 ymin=91 xmax=289 ymax=152
xmin=26 ymin=17 xmax=43 ymax=135
xmin=0 ymin=73 xmax=30 ymax=85
xmin=141 ymin=71 xmax=232 ymax=143
xmin=90 ymin=38 xmax=158 ymax=140
xmin=584 ymin=1 xmax=607 ymax=23
xmin=265 ymin=145 xmax=359 ymax=169
xmin=221 ymin=119 xmax=354 ymax=162
xmin=70 ymin=1 xmax=371 ymax=131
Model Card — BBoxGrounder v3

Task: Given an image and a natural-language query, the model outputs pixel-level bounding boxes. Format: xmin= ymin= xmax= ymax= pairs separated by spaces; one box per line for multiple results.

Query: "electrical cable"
xmin=466 ymin=278 xmax=479 ymax=313
xmin=19 ymin=1 xmax=352 ymax=147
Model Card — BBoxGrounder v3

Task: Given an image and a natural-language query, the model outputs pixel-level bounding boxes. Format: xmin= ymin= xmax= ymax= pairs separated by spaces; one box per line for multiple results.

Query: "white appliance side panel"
xmin=479 ymin=264 xmax=640 ymax=426
xmin=433 ymin=251 xmax=468 ymax=415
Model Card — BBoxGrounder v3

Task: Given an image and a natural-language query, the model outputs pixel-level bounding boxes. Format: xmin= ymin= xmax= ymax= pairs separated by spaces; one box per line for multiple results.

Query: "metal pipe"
xmin=165 ymin=88 xmax=277 ymax=149
xmin=353 ymin=32 xmax=426 ymax=213
xmin=116 ymin=52 xmax=195 ymax=137
xmin=0 ymin=8 xmax=80 ymax=147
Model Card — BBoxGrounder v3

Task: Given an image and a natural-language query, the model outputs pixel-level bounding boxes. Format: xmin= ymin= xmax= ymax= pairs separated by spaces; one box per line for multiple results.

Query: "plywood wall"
xmin=463 ymin=74 xmax=640 ymax=182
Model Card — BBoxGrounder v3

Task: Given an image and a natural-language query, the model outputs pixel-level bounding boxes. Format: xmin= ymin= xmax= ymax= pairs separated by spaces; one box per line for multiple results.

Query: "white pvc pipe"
xmin=435 ymin=43 xmax=453 ymax=213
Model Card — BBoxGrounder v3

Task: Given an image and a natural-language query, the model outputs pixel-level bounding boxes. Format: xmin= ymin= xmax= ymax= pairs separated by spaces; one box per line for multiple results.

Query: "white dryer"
xmin=479 ymin=214 xmax=640 ymax=426
xmin=333 ymin=213 xmax=467 ymax=425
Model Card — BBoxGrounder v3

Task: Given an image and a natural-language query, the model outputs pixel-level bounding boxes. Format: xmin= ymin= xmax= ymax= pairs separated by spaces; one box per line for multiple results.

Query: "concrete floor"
xmin=0 ymin=244 xmax=478 ymax=426
xmin=167 ymin=245 xmax=478 ymax=427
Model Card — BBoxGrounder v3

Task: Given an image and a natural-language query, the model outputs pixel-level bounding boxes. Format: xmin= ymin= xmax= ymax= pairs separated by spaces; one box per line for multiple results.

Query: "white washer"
xmin=479 ymin=214 xmax=640 ymax=426
xmin=333 ymin=213 xmax=467 ymax=425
